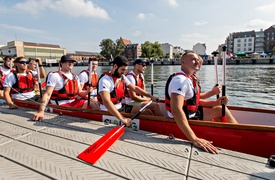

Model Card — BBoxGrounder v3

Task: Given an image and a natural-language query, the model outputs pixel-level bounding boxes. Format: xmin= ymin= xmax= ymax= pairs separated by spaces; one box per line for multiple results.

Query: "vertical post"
xmin=221 ymin=46 xmax=227 ymax=122
xmin=150 ymin=59 xmax=154 ymax=95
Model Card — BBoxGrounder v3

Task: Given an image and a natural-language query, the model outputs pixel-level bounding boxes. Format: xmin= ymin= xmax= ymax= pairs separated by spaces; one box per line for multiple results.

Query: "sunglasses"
xmin=138 ymin=63 xmax=146 ymax=67
xmin=19 ymin=61 xmax=29 ymax=64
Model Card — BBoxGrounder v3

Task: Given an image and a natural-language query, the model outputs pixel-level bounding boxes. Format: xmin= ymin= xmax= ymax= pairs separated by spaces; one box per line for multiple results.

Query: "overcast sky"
xmin=0 ymin=0 xmax=274 ymax=54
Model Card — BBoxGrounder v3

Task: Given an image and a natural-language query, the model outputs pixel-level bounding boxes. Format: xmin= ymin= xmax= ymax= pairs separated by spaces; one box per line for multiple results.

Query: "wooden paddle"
xmin=35 ymin=59 xmax=43 ymax=98
xmin=77 ymin=100 xmax=153 ymax=164
xmin=221 ymin=46 xmax=227 ymax=122
xmin=87 ymin=59 xmax=93 ymax=107
xmin=211 ymin=51 xmax=220 ymax=99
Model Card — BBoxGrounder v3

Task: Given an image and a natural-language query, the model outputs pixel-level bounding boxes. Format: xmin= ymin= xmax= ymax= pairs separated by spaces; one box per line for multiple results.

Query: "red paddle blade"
xmin=77 ymin=125 xmax=125 ymax=164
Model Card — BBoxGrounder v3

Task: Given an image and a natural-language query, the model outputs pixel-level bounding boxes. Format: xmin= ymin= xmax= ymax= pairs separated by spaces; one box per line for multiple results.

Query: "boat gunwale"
xmin=13 ymin=99 xmax=275 ymax=132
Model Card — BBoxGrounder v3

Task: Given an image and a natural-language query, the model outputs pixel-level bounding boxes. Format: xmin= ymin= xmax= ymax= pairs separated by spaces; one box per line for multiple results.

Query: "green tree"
xmin=115 ymin=39 xmax=125 ymax=57
xmin=99 ymin=38 xmax=115 ymax=60
xmin=141 ymin=41 xmax=163 ymax=59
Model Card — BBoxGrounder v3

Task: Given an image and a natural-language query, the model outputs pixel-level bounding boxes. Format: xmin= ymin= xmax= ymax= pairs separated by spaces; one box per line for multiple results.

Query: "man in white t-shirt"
xmin=97 ymin=56 xmax=159 ymax=127
xmin=33 ymin=55 xmax=90 ymax=121
xmin=3 ymin=57 xmax=39 ymax=109
xmin=0 ymin=56 xmax=13 ymax=98
xmin=165 ymin=51 xmax=219 ymax=154
xmin=124 ymin=59 xmax=162 ymax=116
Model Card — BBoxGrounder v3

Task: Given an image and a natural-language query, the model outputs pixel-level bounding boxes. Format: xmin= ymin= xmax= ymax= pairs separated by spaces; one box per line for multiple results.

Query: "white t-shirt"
xmin=3 ymin=72 xmax=36 ymax=100
xmin=0 ymin=66 xmax=11 ymax=76
xmin=167 ymin=70 xmax=194 ymax=118
xmin=124 ymin=70 xmax=145 ymax=104
xmin=98 ymin=74 xmax=131 ymax=110
xmin=47 ymin=71 xmax=80 ymax=105
xmin=78 ymin=70 xmax=97 ymax=97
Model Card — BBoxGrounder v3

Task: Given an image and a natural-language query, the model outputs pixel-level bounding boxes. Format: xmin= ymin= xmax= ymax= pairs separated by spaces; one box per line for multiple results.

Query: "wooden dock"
xmin=0 ymin=105 xmax=274 ymax=179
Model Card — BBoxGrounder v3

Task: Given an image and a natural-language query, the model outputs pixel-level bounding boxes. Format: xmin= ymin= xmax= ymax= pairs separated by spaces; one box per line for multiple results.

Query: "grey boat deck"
xmin=0 ymin=105 xmax=274 ymax=180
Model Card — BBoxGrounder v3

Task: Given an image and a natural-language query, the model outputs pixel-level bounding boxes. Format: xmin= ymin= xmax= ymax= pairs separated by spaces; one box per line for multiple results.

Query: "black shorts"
xmin=190 ymin=106 xmax=204 ymax=120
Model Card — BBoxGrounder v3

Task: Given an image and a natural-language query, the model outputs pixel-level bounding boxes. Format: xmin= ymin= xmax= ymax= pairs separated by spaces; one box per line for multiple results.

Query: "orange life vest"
xmin=11 ymin=70 xmax=35 ymax=94
xmin=51 ymin=71 xmax=79 ymax=104
xmin=97 ymin=72 xmax=125 ymax=105
xmin=80 ymin=70 xmax=98 ymax=90
xmin=124 ymin=72 xmax=144 ymax=98
xmin=165 ymin=72 xmax=200 ymax=119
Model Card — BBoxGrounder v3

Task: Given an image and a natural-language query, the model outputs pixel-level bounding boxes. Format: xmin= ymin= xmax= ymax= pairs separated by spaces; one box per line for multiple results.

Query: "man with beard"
xmin=97 ymin=56 xmax=159 ymax=127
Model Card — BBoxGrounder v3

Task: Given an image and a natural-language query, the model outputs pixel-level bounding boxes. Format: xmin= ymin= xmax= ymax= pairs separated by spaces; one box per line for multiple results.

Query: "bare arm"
xmin=100 ymin=91 xmax=131 ymax=126
xmin=170 ymin=93 xmax=218 ymax=154
xmin=128 ymin=88 xmax=150 ymax=102
xmin=200 ymin=85 xmax=221 ymax=99
xmin=33 ymin=86 xmax=54 ymax=120
xmin=128 ymin=83 xmax=158 ymax=102
xmin=3 ymin=87 xmax=17 ymax=109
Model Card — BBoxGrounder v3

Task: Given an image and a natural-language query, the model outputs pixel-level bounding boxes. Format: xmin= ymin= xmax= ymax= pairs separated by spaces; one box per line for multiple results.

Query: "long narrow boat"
xmin=13 ymin=99 xmax=275 ymax=158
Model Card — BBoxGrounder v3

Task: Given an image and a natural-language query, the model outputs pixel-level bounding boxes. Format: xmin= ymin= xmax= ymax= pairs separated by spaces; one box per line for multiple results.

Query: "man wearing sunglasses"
xmin=123 ymin=59 xmax=163 ymax=116
xmin=3 ymin=56 xmax=39 ymax=109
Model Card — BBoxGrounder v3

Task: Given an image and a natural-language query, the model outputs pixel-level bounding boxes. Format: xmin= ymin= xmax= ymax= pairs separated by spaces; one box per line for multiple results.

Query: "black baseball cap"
xmin=60 ymin=55 xmax=76 ymax=62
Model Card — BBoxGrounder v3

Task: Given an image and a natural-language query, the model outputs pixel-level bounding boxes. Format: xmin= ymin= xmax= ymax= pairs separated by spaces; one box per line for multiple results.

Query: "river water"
xmin=44 ymin=64 xmax=275 ymax=110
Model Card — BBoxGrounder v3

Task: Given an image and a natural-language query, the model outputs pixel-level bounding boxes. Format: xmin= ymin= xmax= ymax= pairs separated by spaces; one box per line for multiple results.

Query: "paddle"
xmin=77 ymin=100 xmax=153 ymax=165
xmin=211 ymin=51 xmax=220 ymax=99
xmin=221 ymin=46 xmax=227 ymax=122
xmin=35 ymin=59 xmax=43 ymax=98
xmin=150 ymin=60 xmax=154 ymax=95
xmin=87 ymin=59 xmax=93 ymax=107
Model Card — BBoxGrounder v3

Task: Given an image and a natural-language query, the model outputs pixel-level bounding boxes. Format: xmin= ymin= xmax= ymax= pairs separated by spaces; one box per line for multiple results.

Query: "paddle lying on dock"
xmin=77 ymin=100 xmax=153 ymax=164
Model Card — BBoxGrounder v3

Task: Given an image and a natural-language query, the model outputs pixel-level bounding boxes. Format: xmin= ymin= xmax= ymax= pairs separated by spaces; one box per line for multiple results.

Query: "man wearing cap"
xmin=3 ymin=56 xmax=39 ymax=109
xmin=33 ymin=55 xmax=91 ymax=121
xmin=124 ymin=59 xmax=163 ymax=116
xmin=97 ymin=56 xmax=159 ymax=127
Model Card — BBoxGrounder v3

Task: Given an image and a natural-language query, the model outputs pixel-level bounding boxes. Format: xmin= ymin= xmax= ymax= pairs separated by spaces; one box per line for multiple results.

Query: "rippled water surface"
xmin=45 ymin=64 xmax=275 ymax=109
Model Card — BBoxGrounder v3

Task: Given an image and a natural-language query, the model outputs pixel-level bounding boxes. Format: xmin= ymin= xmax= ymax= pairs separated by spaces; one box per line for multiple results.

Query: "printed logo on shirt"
xmin=103 ymin=86 xmax=106 ymax=89
xmin=177 ymin=88 xmax=181 ymax=91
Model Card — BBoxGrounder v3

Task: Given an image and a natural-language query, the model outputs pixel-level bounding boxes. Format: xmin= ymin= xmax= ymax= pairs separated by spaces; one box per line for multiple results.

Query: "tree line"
xmin=99 ymin=38 xmax=165 ymax=60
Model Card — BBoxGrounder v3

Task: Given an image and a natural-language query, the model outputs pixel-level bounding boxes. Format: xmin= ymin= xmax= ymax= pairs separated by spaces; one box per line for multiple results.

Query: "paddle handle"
xmin=87 ymin=59 xmax=93 ymax=107
xmin=215 ymin=84 xmax=220 ymax=99
xmin=221 ymin=46 xmax=227 ymax=122
xmin=35 ymin=60 xmax=43 ymax=98
xmin=150 ymin=60 xmax=154 ymax=95
xmin=131 ymin=100 xmax=153 ymax=120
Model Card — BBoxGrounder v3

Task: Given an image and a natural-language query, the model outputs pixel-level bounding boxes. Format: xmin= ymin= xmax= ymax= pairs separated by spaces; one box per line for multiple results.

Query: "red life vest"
xmin=0 ymin=69 xmax=6 ymax=90
xmin=11 ymin=70 xmax=35 ymax=94
xmin=51 ymin=71 xmax=79 ymax=103
xmin=80 ymin=70 xmax=98 ymax=90
xmin=97 ymin=72 xmax=125 ymax=105
xmin=124 ymin=72 xmax=144 ymax=98
xmin=165 ymin=72 xmax=200 ymax=119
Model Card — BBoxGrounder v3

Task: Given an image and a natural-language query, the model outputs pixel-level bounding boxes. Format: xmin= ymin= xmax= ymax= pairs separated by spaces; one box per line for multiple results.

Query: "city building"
xmin=233 ymin=31 xmax=255 ymax=54
xmin=264 ymin=25 xmax=275 ymax=54
xmin=254 ymin=29 xmax=265 ymax=53
xmin=160 ymin=43 xmax=173 ymax=59
xmin=120 ymin=37 xmax=141 ymax=61
xmin=173 ymin=46 xmax=185 ymax=58
xmin=192 ymin=43 xmax=206 ymax=55
xmin=0 ymin=40 xmax=65 ymax=59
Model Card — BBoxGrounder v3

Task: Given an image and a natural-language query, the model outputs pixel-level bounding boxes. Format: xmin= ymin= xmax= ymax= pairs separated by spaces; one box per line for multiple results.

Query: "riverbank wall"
xmin=1 ymin=58 xmax=274 ymax=67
